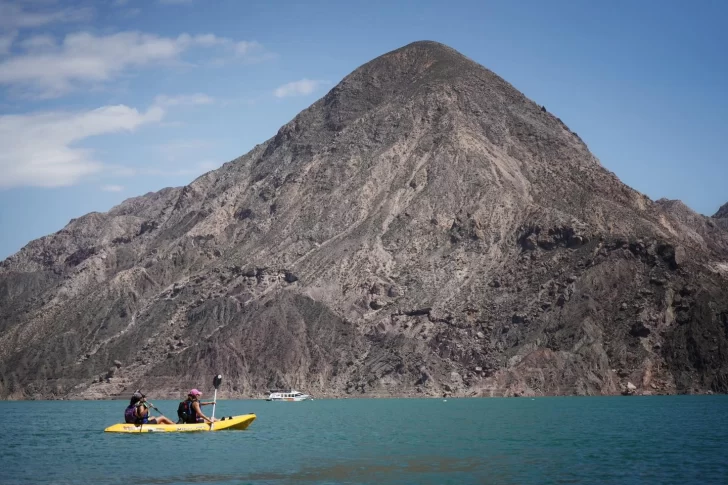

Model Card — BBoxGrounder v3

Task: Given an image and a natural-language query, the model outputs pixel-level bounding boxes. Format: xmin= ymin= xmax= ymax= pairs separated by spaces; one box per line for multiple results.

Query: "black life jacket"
xmin=177 ymin=399 xmax=196 ymax=423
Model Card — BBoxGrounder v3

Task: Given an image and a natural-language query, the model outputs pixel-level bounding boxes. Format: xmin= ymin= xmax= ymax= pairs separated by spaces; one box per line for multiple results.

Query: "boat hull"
xmin=104 ymin=413 xmax=256 ymax=433
xmin=266 ymin=389 xmax=312 ymax=401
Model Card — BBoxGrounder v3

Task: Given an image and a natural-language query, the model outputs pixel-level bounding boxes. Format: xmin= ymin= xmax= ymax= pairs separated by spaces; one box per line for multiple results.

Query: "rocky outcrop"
xmin=713 ymin=202 xmax=728 ymax=231
xmin=715 ymin=203 xmax=728 ymax=220
xmin=1 ymin=41 xmax=727 ymax=400
xmin=622 ymin=381 xmax=637 ymax=396
xmin=655 ymin=198 xmax=728 ymax=254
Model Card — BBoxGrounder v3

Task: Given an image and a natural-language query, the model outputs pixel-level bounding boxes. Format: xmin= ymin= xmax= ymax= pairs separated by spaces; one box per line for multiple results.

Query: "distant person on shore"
xmin=124 ymin=391 xmax=175 ymax=425
xmin=177 ymin=389 xmax=218 ymax=424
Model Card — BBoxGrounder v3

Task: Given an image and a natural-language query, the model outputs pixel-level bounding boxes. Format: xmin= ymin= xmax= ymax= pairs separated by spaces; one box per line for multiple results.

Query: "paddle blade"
xmin=213 ymin=374 xmax=222 ymax=389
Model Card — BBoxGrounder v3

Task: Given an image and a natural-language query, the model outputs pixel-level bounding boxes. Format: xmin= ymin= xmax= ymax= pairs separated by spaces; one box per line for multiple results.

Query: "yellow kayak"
xmin=104 ymin=414 xmax=256 ymax=433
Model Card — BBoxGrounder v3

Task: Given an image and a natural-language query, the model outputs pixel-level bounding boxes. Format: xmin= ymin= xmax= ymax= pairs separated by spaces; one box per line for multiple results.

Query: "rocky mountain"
xmin=2 ymin=41 xmax=728 ymax=400
xmin=714 ymin=203 xmax=728 ymax=230
xmin=655 ymin=198 xmax=728 ymax=254
xmin=716 ymin=203 xmax=728 ymax=219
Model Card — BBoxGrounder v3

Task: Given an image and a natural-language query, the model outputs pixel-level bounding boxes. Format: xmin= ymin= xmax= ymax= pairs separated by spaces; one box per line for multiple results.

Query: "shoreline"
xmin=1 ymin=390 xmax=723 ymax=402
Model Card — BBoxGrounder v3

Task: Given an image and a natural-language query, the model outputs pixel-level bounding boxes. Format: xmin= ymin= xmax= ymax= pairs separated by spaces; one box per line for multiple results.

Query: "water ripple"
xmin=1 ymin=396 xmax=727 ymax=484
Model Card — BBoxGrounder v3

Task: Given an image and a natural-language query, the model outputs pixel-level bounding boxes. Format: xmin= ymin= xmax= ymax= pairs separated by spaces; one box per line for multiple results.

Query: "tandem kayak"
xmin=104 ymin=413 xmax=256 ymax=433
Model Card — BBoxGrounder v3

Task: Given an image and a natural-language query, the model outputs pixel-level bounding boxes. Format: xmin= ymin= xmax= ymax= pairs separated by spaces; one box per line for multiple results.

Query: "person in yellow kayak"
xmin=176 ymin=388 xmax=218 ymax=424
xmin=124 ymin=391 xmax=175 ymax=425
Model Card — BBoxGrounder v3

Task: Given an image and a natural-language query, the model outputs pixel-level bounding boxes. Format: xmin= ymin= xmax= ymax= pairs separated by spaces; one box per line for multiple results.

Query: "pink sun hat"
xmin=189 ymin=389 xmax=202 ymax=396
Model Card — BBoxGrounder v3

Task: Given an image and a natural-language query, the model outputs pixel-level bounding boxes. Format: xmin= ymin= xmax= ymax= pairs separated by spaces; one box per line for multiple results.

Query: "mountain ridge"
xmin=715 ymin=202 xmax=728 ymax=219
xmin=2 ymin=40 xmax=728 ymax=400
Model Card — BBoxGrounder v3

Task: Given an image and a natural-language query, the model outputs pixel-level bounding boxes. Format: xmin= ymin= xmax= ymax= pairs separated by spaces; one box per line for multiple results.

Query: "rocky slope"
xmin=714 ymin=203 xmax=728 ymax=230
xmin=655 ymin=198 xmax=728 ymax=254
xmin=2 ymin=41 xmax=728 ymax=400
xmin=715 ymin=203 xmax=728 ymax=218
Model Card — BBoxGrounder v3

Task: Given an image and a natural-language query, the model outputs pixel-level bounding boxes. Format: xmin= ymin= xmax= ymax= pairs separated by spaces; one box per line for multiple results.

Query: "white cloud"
xmin=178 ymin=33 xmax=225 ymax=47
xmin=0 ymin=31 xmax=16 ymax=54
xmin=112 ymin=0 xmax=130 ymax=6
xmin=0 ymin=32 xmax=183 ymax=97
xmin=234 ymin=41 xmax=261 ymax=57
xmin=154 ymin=93 xmax=214 ymax=107
xmin=0 ymin=104 xmax=164 ymax=189
xmin=209 ymin=41 xmax=275 ymax=67
xmin=18 ymin=34 xmax=56 ymax=52
xmin=101 ymin=184 xmax=124 ymax=192
xmin=274 ymin=78 xmax=328 ymax=98
xmin=0 ymin=1 xmax=93 ymax=30
xmin=0 ymin=31 xmax=269 ymax=98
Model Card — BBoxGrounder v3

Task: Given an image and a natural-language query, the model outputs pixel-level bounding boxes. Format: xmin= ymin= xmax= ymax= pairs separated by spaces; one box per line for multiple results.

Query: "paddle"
xmin=135 ymin=389 xmax=165 ymax=416
xmin=146 ymin=402 xmax=164 ymax=416
xmin=210 ymin=374 xmax=222 ymax=430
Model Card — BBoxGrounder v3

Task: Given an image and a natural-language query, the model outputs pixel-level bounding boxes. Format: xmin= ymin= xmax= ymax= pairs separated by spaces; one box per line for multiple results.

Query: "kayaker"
xmin=177 ymin=389 xmax=217 ymax=424
xmin=124 ymin=391 xmax=174 ymax=425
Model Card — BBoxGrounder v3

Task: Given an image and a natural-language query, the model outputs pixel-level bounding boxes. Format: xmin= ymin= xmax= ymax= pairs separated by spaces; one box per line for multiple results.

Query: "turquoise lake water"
xmin=2 ymin=396 xmax=727 ymax=484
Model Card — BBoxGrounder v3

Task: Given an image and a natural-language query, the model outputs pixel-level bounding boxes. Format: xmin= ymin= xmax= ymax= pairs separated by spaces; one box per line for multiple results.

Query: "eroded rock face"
xmin=1 ymin=41 xmax=728 ymax=400
xmin=713 ymin=202 xmax=728 ymax=231
xmin=714 ymin=203 xmax=728 ymax=220
xmin=655 ymin=198 xmax=728 ymax=254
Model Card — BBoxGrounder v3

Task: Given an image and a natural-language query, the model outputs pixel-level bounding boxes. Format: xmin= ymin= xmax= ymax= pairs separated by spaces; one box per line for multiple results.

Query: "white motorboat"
xmin=265 ymin=389 xmax=312 ymax=401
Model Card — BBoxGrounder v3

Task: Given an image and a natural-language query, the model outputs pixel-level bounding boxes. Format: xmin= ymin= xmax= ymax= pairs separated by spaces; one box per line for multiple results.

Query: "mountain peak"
xmin=656 ymin=198 xmax=694 ymax=215
xmin=714 ymin=202 xmax=728 ymax=219
xmin=269 ymin=40 xmax=503 ymax=148
xmin=343 ymin=39 xmax=484 ymax=87
xmin=287 ymin=39 xmax=544 ymax=148
xmin=383 ymin=39 xmax=471 ymax=60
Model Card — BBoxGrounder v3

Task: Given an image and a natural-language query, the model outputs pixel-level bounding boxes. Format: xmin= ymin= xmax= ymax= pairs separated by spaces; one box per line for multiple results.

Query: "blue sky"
xmin=0 ymin=0 xmax=726 ymax=260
